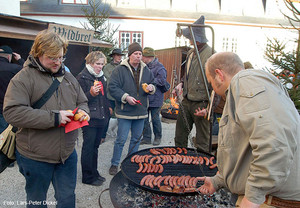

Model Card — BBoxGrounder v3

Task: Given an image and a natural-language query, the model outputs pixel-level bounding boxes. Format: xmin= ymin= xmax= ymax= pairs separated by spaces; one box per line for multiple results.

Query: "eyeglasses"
xmin=48 ymin=56 xmax=66 ymax=63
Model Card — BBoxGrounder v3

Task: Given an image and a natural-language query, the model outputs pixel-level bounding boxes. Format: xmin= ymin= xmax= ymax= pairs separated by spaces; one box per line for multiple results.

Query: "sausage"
xmin=177 ymin=154 xmax=182 ymax=162
xmin=145 ymin=155 xmax=152 ymax=163
xmin=155 ymin=156 xmax=161 ymax=164
xmin=148 ymin=176 xmax=156 ymax=188
xmin=151 ymin=164 xmax=157 ymax=173
xmin=199 ymin=156 xmax=204 ymax=165
xmin=131 ymin=155 xmax=137 ymax=163
xmin=160 ymin=155 xmax=166 ymax=164
xmin=172 ymin=176 xmax=179 ymax=187
xmin=192 ymin=177 xmax=200 ymax=187
xmin=134 ymin=155 xmax=140 ymax=163
xmin=177 ymin=175 xmax=185 ymax=186
xmin=157 ymin=148 xmax=167 ymax=154
xmin=140 ymin=175 xmax=150 ymax=186
xmin=176 ymin=147 xmax=183 ymax=154
xmin=154 ymin=164 xmax=159 ymax=173
xmin=141 ymin=155 xmax=146 ymax=163
xmin=164 ymin=175 xmax=172 ymax=185
xmin=172 ymin=155 xmax=178 ymax=164
xmin=170 ymin=148 xmax=177 ymax=154
xmin=184 ymin=176 xmax=191 ymax=187
xmin=180 ymin=176 xmax=186 ymax=186
xmin=153 ymin=175 xmax=162 ymax=186
xmin=203 ymin=156 xmax=210 ymax=166
xmin=182 ymin=147 xmax=188 ymax=154
xmin=142 ymin=163 xmax=148 ymax=173
xmin=209 ymin=156 xmax=215 ymax=165
xmin=145 ymin=175 xmax=154 ymax=186
xmin=169 ymin=176 xmax=175 ymax=187
xmin=149 ymin=157 xmax=156 ymax=164
xmin=188 ymin=177 xmax=195 ymax=188
xmin=209 ymin=164 xmax=218 ymax=169
xmin=157 ymin=175 xmax=167 ymax=188
xmin=167 ymin=155 xmax=172 ymax=163
xmin=136 ymin=163 xmax=143 ymax=173
xmin=147 ymin=163 xmax=153 ymax=173
xmin=158 ymin=164 xmax=164 ymax=174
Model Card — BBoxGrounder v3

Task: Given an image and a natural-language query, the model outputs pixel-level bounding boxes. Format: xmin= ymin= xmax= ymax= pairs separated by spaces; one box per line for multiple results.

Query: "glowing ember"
xmin=168 ymin=97 xmax=179 ymax=115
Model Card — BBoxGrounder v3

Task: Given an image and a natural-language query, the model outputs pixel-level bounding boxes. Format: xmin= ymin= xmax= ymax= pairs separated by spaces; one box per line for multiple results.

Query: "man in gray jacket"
xmin=198 ymin=52 xmax=300 ymax=208
xmin=3 ymin=30 xmax=89 ymax=208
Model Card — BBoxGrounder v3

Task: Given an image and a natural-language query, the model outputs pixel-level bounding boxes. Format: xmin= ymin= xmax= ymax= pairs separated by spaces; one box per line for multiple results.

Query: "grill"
xmin=102 ymin=146 xmax=234 ymax=208
xmin=120 ymin=146 xmax=217 ymax=195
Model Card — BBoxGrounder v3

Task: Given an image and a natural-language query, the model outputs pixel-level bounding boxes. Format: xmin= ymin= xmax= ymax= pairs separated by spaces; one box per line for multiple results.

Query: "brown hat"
xmin=143 ymin=47 xmax=155 ymax=57
xmin=128 ymin=42 xmax=142 ymax=56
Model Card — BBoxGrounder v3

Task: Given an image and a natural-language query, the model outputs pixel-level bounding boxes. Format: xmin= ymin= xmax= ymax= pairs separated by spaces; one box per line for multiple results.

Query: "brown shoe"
xmin=109 ymin=165 xmax=118 ymax=175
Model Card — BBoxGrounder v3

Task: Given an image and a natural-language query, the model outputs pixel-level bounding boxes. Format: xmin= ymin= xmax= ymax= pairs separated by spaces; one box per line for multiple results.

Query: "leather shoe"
xmin=153 ymin=137 xmax=161 ymax=146
xmin=82 ymin=179 xmax=103 ymax=186
xmin=98 ymin=175 xmax=106 ymax=182
xmin=140 ymin=139 xmax=151 ymax=145
xmin=109 ymin=165 xmax=118 ymax=175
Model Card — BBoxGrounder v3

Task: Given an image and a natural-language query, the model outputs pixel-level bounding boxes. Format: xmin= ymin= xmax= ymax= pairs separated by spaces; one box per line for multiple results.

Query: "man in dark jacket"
xmin=140 ymin=47 xmax=167 ymax=145
xmin=0 ymin=45 xmax=24 ymax=133
xmin=108 ymin=42 xmax=156 ymax=175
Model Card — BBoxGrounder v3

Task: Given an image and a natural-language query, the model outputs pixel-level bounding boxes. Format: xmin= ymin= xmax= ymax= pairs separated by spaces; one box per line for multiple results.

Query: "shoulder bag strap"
xmin=32 ymin=77 xmax=62 ymax=109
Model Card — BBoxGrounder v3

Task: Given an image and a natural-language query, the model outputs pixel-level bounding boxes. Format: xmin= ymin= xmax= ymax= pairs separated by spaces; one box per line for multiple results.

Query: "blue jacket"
xmin=147 ymin=58 xmax=167 ymax=107
xmin=109 ymin=58 xmax=155 ymax=119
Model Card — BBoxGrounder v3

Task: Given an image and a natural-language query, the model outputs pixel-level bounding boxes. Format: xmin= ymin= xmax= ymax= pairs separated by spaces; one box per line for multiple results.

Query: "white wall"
xmin=0 ymin=0 xmax=20 ymax=16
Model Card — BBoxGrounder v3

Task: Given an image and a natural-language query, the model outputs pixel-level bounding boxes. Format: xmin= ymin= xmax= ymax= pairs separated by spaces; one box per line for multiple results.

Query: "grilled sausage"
xmin=131 ymin=155 xmax=138 ymax=163
xmin=164 ymin=175 xmax=172 ymax=185
xmin=158 ymin=164 xmax=164 ymax=174
xmin=209 ymin=164 xmax=218 ymax=169
xmin=140 ymin=175 xmax=151 ymax=186
xmin=209 ymin=156 xmax=215 ymax=165
xmin=148 ymin=176 xmax=156 ymax=188
xmin=155 ymin=156 xmax=161 ymax=164
xmin=157 ymin=176 xmax=167 ymax=188
xmin=173 ymin=176 xmax=180 ymax=187
xmin=184 ymin=176 xmax=191 ymax=187
xmin=176 ymin=147 xmax=183 ymax=154
xmin=145 ymin=175 xmax=154 ymax=186
xmin=199 ymin=156 xmax=204 ymax=165
xmin=184 ymin=187 xmax=196 ymax=193
xmin=203 ymin=156 xmax=210 ymax=166
xmin=182 ymin=147 xmax=188 ymax=154
xmin=153 ymin=175 xmax=162 ymax=186
xmin=136 ymin=163 xmax=143 ymax=173
xmin=142 ymin=163 xmax=148 ymax=173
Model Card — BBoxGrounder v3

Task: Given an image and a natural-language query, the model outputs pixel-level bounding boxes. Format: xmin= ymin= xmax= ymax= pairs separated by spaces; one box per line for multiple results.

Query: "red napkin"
xmin=61 ymin=108 xmax=89 ymax=133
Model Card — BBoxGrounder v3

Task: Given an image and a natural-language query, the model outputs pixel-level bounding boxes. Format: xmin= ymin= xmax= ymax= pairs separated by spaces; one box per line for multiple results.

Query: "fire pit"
xmin=105 ymin=146 xmax=235 ymax=207
xmin=161 ymin=97 xmax=179 ymax=120
xmin=109 ymin=171 xmax=234 ymax=208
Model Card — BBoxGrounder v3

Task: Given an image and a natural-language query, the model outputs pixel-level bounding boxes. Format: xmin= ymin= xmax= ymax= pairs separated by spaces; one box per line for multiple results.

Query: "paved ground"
xmin=1 ymin=117 xmax=202 ymax=208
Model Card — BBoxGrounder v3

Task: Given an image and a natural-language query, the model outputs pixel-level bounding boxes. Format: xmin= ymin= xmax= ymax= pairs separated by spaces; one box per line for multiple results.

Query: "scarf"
xmin=86 ymin=64 xmax=105 ymax=79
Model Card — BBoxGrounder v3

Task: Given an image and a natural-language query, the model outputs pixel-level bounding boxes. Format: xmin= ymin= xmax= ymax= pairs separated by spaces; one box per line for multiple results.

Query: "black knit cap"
xmin=0 ymin=45 xmax=13 ymax=54
xmin=128 ymin=42 xmax=142 ymax=56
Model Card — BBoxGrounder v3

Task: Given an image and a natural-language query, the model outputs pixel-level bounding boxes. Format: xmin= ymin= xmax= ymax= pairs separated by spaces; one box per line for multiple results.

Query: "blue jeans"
xmin=81 ymin=126 xmax=104 ymax=183
xmin=0 ymin=113 xmax=8 ymax=133
xmin=111 ymin=118 xmax=144 ymax=166
xmin=143 ymin=107 xmax=162 ymax=142
xmin=16 ymin=149 xmax=77 ymax=208
xmin=212 ymin=113 xmax=222 ymax=135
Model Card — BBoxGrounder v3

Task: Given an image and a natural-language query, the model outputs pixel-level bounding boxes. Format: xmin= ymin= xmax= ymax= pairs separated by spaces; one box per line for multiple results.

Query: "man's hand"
xmin=12 ymin=52 xmax=21 ymax=61
xmin=197 ymin=177 xmax=216 ymax=195
xmin=59 ymin=110 xmax=73 ymax=125
xmin=239 ymin=197 xmax=260 ymax=208
xmin=77 ymin=109 xmax=90 ymax=122
xmin=126 ymin=95 xmax=140 ymax=105
xmin=172 ymin=82 xmax=183 ymax=96
xmin=194 ymin=107 xmax=207 ymax=117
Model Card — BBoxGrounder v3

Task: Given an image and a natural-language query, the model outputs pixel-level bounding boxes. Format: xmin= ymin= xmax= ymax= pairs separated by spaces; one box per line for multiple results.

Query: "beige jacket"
xmin=212 ymin=69 xmax=300 ymax=204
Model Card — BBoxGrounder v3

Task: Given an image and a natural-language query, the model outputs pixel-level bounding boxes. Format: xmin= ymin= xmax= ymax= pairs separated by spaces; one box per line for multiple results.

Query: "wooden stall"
xmin=155 ymin=46 xmax=191 ymax=100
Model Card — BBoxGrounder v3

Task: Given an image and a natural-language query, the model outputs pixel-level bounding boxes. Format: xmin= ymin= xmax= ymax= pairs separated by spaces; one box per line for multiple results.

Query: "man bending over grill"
xmin=198 ymin=52 xmax=300 ymax=208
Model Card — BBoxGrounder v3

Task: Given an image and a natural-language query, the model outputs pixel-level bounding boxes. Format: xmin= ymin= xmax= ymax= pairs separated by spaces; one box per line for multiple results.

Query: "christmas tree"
xmin=264 ymin=0 xmax=300 ymax=111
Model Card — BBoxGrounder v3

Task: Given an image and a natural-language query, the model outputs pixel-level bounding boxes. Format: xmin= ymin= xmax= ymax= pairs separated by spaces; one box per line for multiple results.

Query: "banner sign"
xmin=48 ymin=23 xmax=94 ymax=44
